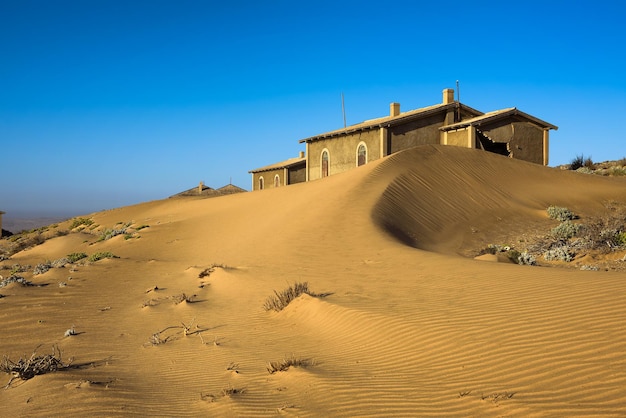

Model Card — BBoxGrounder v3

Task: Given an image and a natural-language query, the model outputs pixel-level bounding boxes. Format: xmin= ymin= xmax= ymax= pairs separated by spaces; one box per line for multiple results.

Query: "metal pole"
xmin=341 ymin=92 xmax=347 ymax=128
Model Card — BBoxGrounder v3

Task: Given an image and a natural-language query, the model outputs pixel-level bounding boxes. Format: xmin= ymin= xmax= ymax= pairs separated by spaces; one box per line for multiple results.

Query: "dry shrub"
xmin=171 ymin=293 xmax=196 ymax=304
xmin=1 ymin=345 xmax=72 ymax=388
xmin=0 ymin=276 xmax=35 ymax=288
xmin=221 ymin=386 xmax=246 ymax=397
xmin=201 ymin=386 xmax=246 ymax=402
xmin=577 ymin=201 xmax=626 ymax=252
xmin=570 ymin=154 xmax=594 ymax=170
xmin=6 ymin=234 xmax=46 ymax=256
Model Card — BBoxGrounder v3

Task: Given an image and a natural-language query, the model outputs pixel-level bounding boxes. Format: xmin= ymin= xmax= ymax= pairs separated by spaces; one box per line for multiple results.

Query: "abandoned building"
xmin=249 ymin=88 xmax=557 ymax=190
xmin=248 ymin=153 xmax=306 ymax=191
xmin=170 ymin=182 xmax=247 ymax=198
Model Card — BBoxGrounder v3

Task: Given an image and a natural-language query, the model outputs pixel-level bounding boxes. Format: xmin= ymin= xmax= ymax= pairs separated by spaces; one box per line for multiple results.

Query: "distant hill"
xmin=2 ymin=217 xmax=69 ymax=235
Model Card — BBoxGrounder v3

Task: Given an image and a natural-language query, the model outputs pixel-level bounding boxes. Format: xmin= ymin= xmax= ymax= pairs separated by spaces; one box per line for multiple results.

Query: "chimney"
xmin=390 ymin=102 xmax=400 ymax=117
xmin=198 ymin=181 xmax=204 ymax=195
xmin=299 ymin=151 xmax=305 ymax=158
xmin=443 ymin=88 xmax=455 ymax=104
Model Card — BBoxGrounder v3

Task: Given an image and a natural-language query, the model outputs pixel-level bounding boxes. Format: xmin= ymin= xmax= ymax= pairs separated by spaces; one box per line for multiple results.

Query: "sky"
xmin=1 ymin=0 xmax=625 ymax=218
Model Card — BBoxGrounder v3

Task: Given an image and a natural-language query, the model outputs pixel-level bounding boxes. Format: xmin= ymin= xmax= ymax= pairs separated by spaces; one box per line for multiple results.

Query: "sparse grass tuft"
xmin=198 ymin=263 xmax=231 ymax=278
xmin=263 ymin=282 xmax=324 ymax=312
xmin=481 ymin=391 xmax=516 ymax=404
xmin=266 ymin=355 xmax=312 ymax=374
xmin=221 ymin=386 xmax=246 ymax=397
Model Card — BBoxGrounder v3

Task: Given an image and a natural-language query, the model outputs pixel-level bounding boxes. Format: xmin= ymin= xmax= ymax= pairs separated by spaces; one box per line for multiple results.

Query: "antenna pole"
xmin=341 ymin=92 xmax=347 ymax=128
xmin=455 ymin=80 xmax=461 ymax=122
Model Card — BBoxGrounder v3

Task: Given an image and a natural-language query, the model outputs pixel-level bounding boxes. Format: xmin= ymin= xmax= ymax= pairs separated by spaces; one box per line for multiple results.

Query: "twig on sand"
xmin=147 ymin=318 xmax=210 ymax=346
xmin=1 ymin=345 xmax=73 ymax=388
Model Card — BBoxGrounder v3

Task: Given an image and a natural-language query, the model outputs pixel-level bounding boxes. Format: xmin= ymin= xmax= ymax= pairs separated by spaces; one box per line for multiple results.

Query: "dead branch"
xmin=1 ymin=345 xmax=73 ymax=388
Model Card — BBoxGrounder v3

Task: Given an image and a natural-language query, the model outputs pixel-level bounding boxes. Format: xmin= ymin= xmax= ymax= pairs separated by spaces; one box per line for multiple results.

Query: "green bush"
xmin=614 ymin=232 xmax=626 ymax=247
xmin=98 ymin=228 xmax=127 ymax=241
xmin=544 ymin=245 xmax=574 ymax=262
xmin=69 ymin=218 xmax=93 ymax=230
xmin=517 ymin=251 xmax=537 ymax=266
xmin=67 ymin=252 xmax=87 ymax=263
xmin=88 ymin=252 xmax=118 ymax=262
xmin=609 ymin=167 xmax=626 ymax=176
xmin=505 ymin=249 xmax=521 ymax=263
xmin=547 ymin=206 xmax=576 ymax=221
xmin=551 ymin=221 xmax=581 ymax=240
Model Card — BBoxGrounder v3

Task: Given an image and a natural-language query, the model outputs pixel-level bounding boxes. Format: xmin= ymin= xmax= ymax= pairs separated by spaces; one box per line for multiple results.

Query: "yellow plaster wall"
xmin=306 ymin=129 xmax=381 ymax=181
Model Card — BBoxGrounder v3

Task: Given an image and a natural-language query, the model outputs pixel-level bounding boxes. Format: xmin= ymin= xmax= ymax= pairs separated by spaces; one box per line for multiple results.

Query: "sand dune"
xmin=2 ymin=145 xmax=626 ymax=416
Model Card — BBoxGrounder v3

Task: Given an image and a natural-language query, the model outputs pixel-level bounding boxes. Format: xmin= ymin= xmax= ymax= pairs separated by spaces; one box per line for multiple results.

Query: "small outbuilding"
xmin=248 ymin=153 xmax=306 ymax=191
xmin=439 ymin=107 xmax=558 ymax=166
xmin=170 ymin=182 xmax=247 ymax=198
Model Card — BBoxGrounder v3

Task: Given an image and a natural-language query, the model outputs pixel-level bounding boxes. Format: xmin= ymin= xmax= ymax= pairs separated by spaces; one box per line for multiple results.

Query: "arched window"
xmin=357 ymin=143 xmax=367 ymax=166
xmin=321 ymin=150 xmax=329 ymax=178
xmin=258 ymin=177 xmax=264 ymax=190
xmin=274 ymin=174 xmax=280 ymax=187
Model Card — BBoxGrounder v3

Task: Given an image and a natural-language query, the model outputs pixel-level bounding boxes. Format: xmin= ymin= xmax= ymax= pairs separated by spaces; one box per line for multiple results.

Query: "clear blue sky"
xmin=2 ymin=0 xmax=625 ymax=217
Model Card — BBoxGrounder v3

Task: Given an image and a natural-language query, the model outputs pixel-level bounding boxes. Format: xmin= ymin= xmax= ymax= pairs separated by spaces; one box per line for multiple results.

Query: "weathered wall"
xmin=444 ymin=129 xmax=470 ymax=147
xmin=288 ymin=164 xmax=306 ymax=185
xmin=251 ymin=168 xmax=284 ymax=191
xmin=481 ymin=120 xmax=545 ymax=165
xmin=307 ymin=129 xmax=381 ymax=181
xmin=387 ymin=112 xmax=449 ymax=153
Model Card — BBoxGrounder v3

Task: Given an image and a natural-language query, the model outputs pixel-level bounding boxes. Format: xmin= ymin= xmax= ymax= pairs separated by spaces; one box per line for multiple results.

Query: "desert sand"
xmin=2 ymin=144 xmax=626 ymax=417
